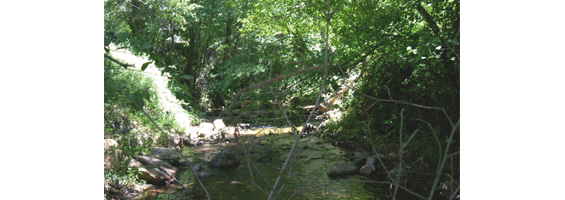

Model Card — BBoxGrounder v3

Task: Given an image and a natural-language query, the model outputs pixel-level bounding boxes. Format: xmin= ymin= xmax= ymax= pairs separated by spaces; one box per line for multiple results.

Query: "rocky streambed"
xmin=140 ymin=128 xmax=401 ymax=199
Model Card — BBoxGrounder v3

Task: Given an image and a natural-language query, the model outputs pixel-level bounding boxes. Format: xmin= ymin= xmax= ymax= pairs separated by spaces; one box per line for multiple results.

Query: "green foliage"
xmin=105 ymin=55 xmax=198 ymax=187
xmin=105 ymin=0 xmax=459 ymax=198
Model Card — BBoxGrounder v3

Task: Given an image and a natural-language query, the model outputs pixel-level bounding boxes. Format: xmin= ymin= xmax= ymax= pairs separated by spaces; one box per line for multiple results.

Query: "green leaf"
xmin=115 ymin=32 xmax=129 ymax=42
xmin=126 ymin=92 xmax=144 ymax=111
xmin=104 ymin=37 xmax=111 ymax=46
xmin=180 ymin=75 xmax=194 ymax=80
xmin=141 ymin=62 xmax=151 ymax=71
xmin=104 ymin=46 xmax=110 ymax=53
xmin=141 ymin=44 xmax=153 ymax=49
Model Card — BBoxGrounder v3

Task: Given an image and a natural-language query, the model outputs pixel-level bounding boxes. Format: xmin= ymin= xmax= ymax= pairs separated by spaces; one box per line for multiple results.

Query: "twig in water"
xmin=184 ymin=160 xmax=211 ymax=200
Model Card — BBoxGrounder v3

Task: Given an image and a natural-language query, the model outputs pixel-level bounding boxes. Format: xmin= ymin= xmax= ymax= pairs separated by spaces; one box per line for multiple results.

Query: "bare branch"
xmin=267 ymin=2 xmax=333 ymax=198
xmin=403 ymin=129 xmax=420 ymax=149
xmin=428 ymin=119 xmax=460 ymax=200
xmin=185 ymin=160 xmax=211 ymax=200
xmin=104 ymin=53 xmax=135 ymax=69
xmin=392 ymin=109 xmax=405 ymax=199
xmin=412 ymin=118 xmax=443 ymax=172
xmin=267 ymin=61 xmax=330 ymax=200
xmin=335 ymin=63 xmax=455 ymax=127
xmin=365 ymin=120 xmax=394 ymax=182
xmin=447 ymin=151 xmax=460 ymax=158
xmin=449 ymin=186 xmax=460 ymax=200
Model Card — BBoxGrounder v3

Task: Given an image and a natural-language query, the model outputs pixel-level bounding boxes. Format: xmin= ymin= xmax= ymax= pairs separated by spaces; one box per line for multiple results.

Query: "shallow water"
xmin=148 ymin=133 xmax=396 ymax=200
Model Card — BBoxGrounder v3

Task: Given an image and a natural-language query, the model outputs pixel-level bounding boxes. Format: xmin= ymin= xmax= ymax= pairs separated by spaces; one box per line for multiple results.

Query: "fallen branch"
xmin=154 ymin=166 xmax=186 ymax=190
xmin=184 ymin=160 xmax=211 ymax=200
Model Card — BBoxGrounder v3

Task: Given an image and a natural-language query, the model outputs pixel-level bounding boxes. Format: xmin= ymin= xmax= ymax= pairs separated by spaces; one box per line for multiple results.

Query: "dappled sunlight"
xmin=108 ymin=45 xmax=195 ymax=131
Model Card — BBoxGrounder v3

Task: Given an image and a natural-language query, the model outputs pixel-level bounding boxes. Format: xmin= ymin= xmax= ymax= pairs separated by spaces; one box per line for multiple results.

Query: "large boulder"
xmin=213 ymin=119 xmax=226 ymax=131
xmin=327 ymin=162 xmax=357 ymax=177
xmin=186 ymin=126 xmax=199 ymax=140
xmin=132 ymin=155 xmax=179 ymax=186
xmin=151 ymin=147 xmax=182 ymax=167
xmin=198 ymin=122 xmax=215 ymax=138
xmin=167 ymin=133 xmax=182 ymax=146
xmin=220 ymin=127 xmax=235 ymax=140
xmin=209 ymin=152 xmax=240 ymax=168
xmin=349 ymin=151 xmax=369 ymax=167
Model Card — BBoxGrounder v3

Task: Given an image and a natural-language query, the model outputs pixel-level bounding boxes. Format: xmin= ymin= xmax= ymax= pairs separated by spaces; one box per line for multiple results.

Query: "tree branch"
xmin=412 ymin=118 xmax=443 ymax=172
xmin=104 ymin=53 xmax=135 ymax=69
xmin=428 ymin=119 xmax=460 ymax=200
xmin=415 ymin=3 xmax=440 ymax=35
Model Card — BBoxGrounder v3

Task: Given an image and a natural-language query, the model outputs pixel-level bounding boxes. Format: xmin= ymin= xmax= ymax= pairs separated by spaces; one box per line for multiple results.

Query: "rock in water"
xmin=327 ymin=162 xmax=358 ymax=177
xmin=209 ymin=152 xmax=240 ymax=168
xmin=133 ymin=155 xmax=179 ymax=186
xmin=359 ymin=157 xmax=376 ymax=175
xmin=197 ymin=172 xmax=214 ymax=178
xmin=229 ymin=181 xmax=243 ymax=186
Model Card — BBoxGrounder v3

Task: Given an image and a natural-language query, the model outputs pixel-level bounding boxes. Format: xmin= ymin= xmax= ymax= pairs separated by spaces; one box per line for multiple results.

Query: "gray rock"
xmin=197 ymin=172 xmax=214 ymax=178
xmin=221 ymin=127 xmax=235 ymax=139
xmin=167 ymin=133 xmax=182 ymax=146
xmin=198 ymin=122 xmax=214 ymax=137
xmin=351 ymin=151 xmax=369 ymax=167
xmin=186 ymin=139 xmax=201 ymax=146
xmin=135 ymin=155 xmax=174 ymax=168
xmin=209 ymin=152 xmax=240 ymax=168
xmin=359 ymin=157 xmax=376 ymax=175
xmin=213 ymin=119 xmax=226 ymax=131
xmin=133 ymin=155 xmax=179 ymax=186
xmin=151 ymin=147 xmax=182 ymax=167
xmin=104 ymin=139 xmax=122 ymax=170
xmin=327 ymin=162 xmax=358 ymax=177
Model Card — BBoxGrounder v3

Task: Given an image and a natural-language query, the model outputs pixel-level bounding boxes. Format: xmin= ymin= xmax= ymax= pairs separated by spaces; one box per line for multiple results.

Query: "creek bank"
xmin=109 ymin=119 xmax=403 ymax=199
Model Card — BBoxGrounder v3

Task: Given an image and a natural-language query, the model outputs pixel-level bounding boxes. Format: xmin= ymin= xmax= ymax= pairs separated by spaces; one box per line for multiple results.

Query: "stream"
xmin=144 ymin=131 xmax=397 ymax=200
xmin=106 ymin=48 xmax=426 ymax=200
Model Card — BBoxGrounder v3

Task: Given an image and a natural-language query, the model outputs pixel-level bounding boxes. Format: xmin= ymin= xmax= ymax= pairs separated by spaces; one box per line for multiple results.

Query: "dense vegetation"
xmin=105 ymin=0 xmax=459 ymax=199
